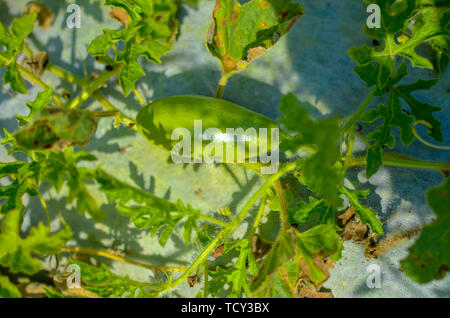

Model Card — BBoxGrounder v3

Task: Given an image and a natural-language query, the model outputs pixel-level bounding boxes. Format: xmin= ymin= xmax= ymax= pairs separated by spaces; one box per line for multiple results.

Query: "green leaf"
xmin=339 ymin=186 xmax=384 ymax=235
xmin=401 ymin=178 xmax=450 ymax=283
xmin=105 ymin=0 xmax=153 ymax=21
xmin=87 ymin=26 xmax=136 ymax=57
xmin=95 ymin=169 xmax=201 ymax=246
xmin=0 ymin=276 xmax=21 ymax=298
xmin=295 ymin=224 xmax=343 ymax=285
xmin=14 ymin=109 xmax=97 ymax=151
xmin=279 ymin=93 xmax=343 ymax=207
xmin=253 ymin=258 xmax=299 ymax=298
xmin=88 ymin=0 xmax=181 ymax=95
xmin=16 ymin=89 xmax=53 ymax=126
xmin=117 ymin=39 xmax=168 ymax=96
xmin=4 ymin=62 xmax=27 ymax=94
xmin=0 ymin=161 xmax=40 ymax=214
xmin=396 ymin=79 xmax=443 ymax=142
xmin=68 ymin=259 xmax=153 ymax=298
xmin=0 ymin=13 xmax=37 ymax=94
xmin=349 ymin=0 xmax=449 ymax=89
xmin=361 ymin=78 xmax=443 ymax=177
xmin=290 ymin=196 xmax=340 ymax=231
xmin=0 ymin=13 xmax=36 ymax=58
xmin=206 ymin=0 xmax=304 ymax=75
xmin=209 ymin=240 xmax=256 ymax=297
xmin=361 ymin=89 xmax=414 ymax=177
xmin=41 ymin=148 xmax=103 ymax=221
xmin=0 ymin=209 xmax=72 ymax=275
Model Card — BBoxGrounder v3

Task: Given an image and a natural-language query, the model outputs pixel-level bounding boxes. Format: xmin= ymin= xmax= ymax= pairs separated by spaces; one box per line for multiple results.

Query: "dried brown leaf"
xmin=187 ymin=275 xmax=198 ymax=287
xmin=212 ymin=244 xmax=224 ymax=258
xmin=25 ymin=1 xmax=54 ymax=29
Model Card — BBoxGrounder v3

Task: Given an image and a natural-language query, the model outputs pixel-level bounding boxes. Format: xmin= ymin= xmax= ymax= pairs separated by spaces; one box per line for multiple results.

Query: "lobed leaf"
xmin=206 ymin=0 xmax=304 ymax=75
xmin=95 ymin=169 xmax=201 ymax=246
xmin=339 ymin=186 xmax=384 ymax=235
xmin=67 ymin=259 xmax=154 ymax=298
xmin=0 ymin=209 xmax=72 ymax=275
xmin=0 ymin=276 xmax=21 ymax=298
xmin=279 ymin=94 xmax=343 ymax=207
xmin=401 ymin=178 xmax=450 ymax=283
xmin=14 ymin=109 xmax=98 ymax=151
xmin=0 ymin=13 xmax=37 ymax=94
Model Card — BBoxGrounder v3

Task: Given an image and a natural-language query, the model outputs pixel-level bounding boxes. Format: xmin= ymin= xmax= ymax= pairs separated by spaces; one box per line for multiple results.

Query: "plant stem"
xmin=91 ymin=111 xmax=120 ymax=118
xmin=17 ymin=64 xmax=64 ymax=106
xmin=273 ymin=180 xmax=289 ymax=231
xmin=215 ymin=73 xmax=229 ymax=99
xmin=47 ymin=64 xmax=136 ymax=127
xmin=203 ymin=261 xmax=209 ymax=298
xmin=342 ymin=88 xmax=376 ymax=132
xmin=37 ymin=190 xmax=51 ymax=225
xmin=67 ymin=64 xmax=123 ymax=109
xmin=134 ymin=87 xmax=146 ymax=106
xmin=348 ymin=152 xmax=450 ymax=171
xmin=247 ymin=195 xmax=266 ymax=241
xmin=47 ymin=64 xmax=88 ymax=87
xmin=199 ymin=214 xmax=231 ymax=228
xmin=158 ymin=160 xmax=302 ymax=296
xmin=61 ymin=246 xmax=186 ymax=273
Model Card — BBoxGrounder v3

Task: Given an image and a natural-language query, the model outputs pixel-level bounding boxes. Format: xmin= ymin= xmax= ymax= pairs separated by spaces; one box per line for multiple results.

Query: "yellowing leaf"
xmin=207 ymin=0 xmax=304 ymax=75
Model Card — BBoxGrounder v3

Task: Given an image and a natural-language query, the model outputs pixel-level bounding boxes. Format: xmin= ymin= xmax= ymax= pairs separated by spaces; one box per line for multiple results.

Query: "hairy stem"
xmin=342 ymin=88 xmax=375 ymax=132
xmin=348 ymin=152 xmax=450 ymax=171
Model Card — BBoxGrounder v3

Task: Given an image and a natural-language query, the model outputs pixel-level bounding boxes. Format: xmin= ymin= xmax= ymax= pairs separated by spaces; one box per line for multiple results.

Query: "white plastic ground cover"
xmin=0 ymin=0 xmax=448 ymax=297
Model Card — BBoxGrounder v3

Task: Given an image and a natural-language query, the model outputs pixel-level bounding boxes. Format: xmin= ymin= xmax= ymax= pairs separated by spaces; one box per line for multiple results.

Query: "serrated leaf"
xmin=0 ymin=209 xmax=72 ymax=275
xmin=0 ymin=276 xmax=21 ymax=298
xmin=68 ymin=259 xmax=153 ymax=298
xmin=95 ymin=169 xmax=200 ymax=246
xmin=396 ymin=79 xmax=443 ymax=142
xmin=339 ymin=186 xmax=384 ymax=235
xmin=290 ymin=196 xmax=340 ymax=231
xmin=0 ymin=13 xmax=37 ymax=94
xmin=16 ymin=88 xmax=52 ymax=126
xmin=41 ymin=148 xmax=102 ymax=221
xmin=279 ymin=93 xmax=343 ymax=207
xmin=117 ymin=39 xmax=168 ymax=96
xmin=4 ymin=62 xmax=27 ymax=94
xmin=209 ymin=240 xmax=256 ymax=297
xmin=88 ymin=0 xmax=181 ymax=95
xmin=14 ymin=109 xmax=97 ymax=151
xmin=207 ymin=0 xmax=304 ymax=75
xmin=105 ymin=0 xmax=153 ymax=22
xmin=296 ymin=225 xmax=343 ymax=285
xmin=349 ymin=0 xmax=449 ymax=89
xmin=401 ymin=178 xmax=450 ymax=283
xmin=362 ymin=89 xmax=414 ymax=177
xmin=0 ymin=161 xmax=40 ymax=214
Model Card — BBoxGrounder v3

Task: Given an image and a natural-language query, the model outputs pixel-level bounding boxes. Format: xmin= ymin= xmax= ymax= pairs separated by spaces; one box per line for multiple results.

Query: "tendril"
xmin=413 ymin=121 xmax=450 ymax=150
